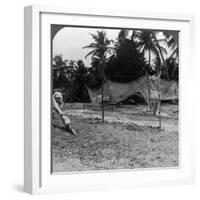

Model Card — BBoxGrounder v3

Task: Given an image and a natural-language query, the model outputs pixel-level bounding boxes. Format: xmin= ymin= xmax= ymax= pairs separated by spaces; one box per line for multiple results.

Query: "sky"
xmin=52 ymin=26 xmax=178 ymax=67
xmin=53 ymin=27 xmax=119 ymax=67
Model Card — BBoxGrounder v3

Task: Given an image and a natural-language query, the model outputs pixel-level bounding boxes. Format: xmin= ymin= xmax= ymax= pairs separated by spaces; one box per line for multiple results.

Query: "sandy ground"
xmin=52 ymin=104 xmax=178 ymax=173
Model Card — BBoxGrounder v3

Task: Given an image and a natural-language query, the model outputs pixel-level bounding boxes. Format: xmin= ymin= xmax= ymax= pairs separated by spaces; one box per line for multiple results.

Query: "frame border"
xmin=24 ymin=5 xmax=195 ymax=194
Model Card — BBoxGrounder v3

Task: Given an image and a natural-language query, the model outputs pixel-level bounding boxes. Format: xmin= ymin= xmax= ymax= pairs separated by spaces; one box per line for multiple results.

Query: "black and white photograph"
xmin=51 ymin=25 xmax=179 ymax=173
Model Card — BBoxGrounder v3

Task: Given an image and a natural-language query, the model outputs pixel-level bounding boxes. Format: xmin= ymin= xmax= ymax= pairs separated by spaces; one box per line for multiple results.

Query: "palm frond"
xmin=168 ymin=38 xmax=176 ymax=49
xmin=169 ymin=47 xmax=178 ymax=59
xmin=159 ymin=46 xmax=168 ymax=54
xmin=156 ymin=39 xmax=167 ymax=42
xmin=83 ymin=44 xmax=98 ymax=49
xmin=85 ymin=50 xmax=96 ymax=59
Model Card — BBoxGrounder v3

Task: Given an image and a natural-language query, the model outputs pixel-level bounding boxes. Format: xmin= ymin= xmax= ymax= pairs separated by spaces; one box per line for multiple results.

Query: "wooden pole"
xmin=101 ymin=82 xmax=104 ymax=123
xmin=148 ymin=48 xmax=152 ymax=114
xmin=158 ymin=74 xmax=161 ymax=130
xmin=101 ymin=56 xmax=105 ymax=123
xmin=70 ymin=82 xmax=73 ymax=107
xmin=146 ymin=72 xmax=151 ymax=114
xmin=83 ymin=85 xmax=85 ymax=109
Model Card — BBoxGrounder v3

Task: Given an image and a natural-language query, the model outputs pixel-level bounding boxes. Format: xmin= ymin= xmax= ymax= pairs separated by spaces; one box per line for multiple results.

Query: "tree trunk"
xmin=152 ymin=32 xmax=162 ymax=130
xmin=131 ymin=30 xmax=135 ymax=41
xmin=147 ymin=48 xmax=151 ymax=113
xmin=158 ymin=78 xmax=161 ymax=130
xmin=152 ymin=32 xmax=169 ymax=80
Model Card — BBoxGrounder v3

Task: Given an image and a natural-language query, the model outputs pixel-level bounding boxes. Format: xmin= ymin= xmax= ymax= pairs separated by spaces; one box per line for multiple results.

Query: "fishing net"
xmin=87 ymin=76 xmax=178 ymax=104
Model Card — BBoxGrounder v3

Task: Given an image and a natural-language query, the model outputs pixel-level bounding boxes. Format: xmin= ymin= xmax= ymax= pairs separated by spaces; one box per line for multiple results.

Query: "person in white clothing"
xmin=150 ymin=75 xmax=160 ymax=115
xmin=150 ymin=89 xmax=160 ymax=115
xmin=52 ymin=90 xmax=77 ymax=135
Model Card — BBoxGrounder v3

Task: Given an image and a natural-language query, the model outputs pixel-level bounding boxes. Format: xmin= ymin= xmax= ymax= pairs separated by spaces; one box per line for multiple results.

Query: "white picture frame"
xmin=24 ymin=5 xmax=195 ymax=194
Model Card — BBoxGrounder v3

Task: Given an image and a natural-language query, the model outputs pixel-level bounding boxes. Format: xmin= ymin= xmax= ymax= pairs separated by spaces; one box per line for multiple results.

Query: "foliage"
xmin=52 ymin=55 xmax=72 ymax=89
xmin=85 ymin=58 xmax=102 ymax=89
xmin=136 ymin=31 xmax=167 ymax=71
xmin=83 ymin=31 xmax=114 ymax=60
xmin=52 ymin=55 xmax=90 ymax=102
xmin=157 ymin=31 xmax=179 ymax=80
xmin=83 ymin=31 xmax=114 ymax=89
xmin=70 ymin=60 xmax=90 ymax=102
xmin=162 ymin=57 xmax=178 ymax=80
xmin=52 ymin=29 xmax=179 ymax=103
xmin=105 ymin=29 xmax=147 ymax=82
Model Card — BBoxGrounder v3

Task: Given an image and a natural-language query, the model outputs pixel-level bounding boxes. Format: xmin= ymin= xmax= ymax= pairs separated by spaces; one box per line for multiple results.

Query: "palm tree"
xmin=83 ymin=31 xmax=113 ymax=122
xmin=151 ymin=32 xmax=179 ymax=129
xmin=165 ymin=31 xmax=179 ymax=74
xmin=136 ymin=31 xmax=160 ymax=112
xmin=151 ymin=32 xmax=169 ymax=78
xmin=158 ymin=31 xmax=179 ymax=80
xmin=149 ymin=32 xmax=168 ymax=129
xmin=165 ymin=42 xmax=179 ymax=81
xmin=84 ymin=31 xmax=113 ymax=61
xmin=136 ymin=30 xmax=168 ymax=129
xmin=137 ymin=31 xmax=168 ymax=73
xmin=163 ymin=31 xmax=178 ymax=49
